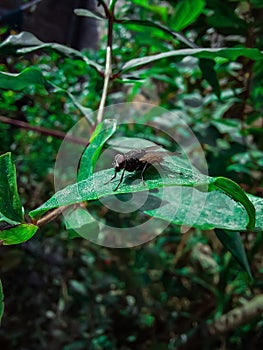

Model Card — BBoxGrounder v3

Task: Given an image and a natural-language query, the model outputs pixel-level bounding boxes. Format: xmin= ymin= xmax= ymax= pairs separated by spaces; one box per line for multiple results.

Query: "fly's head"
xmin=113 ymin=153 xmax=125 ymax=172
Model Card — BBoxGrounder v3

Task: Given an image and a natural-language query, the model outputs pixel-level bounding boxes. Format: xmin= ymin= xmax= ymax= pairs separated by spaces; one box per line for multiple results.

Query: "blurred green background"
xmin=0 ymin=0 xmax=262 ymax=349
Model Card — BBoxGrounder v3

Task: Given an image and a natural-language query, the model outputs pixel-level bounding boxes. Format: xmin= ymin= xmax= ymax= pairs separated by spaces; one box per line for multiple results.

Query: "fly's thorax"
xmin=124 ymin=157 xmax=144 ymax=172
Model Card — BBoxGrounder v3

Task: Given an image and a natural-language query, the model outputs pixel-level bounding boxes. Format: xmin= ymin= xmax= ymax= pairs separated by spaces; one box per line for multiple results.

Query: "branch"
xmin=96 ymin=46 xmax=112 ymax=124
xmin=0 ymin=116 xmax=88 ymax=146
xmin=34 ymin=202 xmax=87 ymax=227
xmin=95 ymin=1 xmax=115 ymax=125
xmin=35 ymin=205 xmax=71 ymax=227
xmin=171 ymin=294 xmax=263 ymax=349
xmin=206 ymin=294 xmax=263 ymax=335
xmin=97 ymin=0 xmax=110 ymax=18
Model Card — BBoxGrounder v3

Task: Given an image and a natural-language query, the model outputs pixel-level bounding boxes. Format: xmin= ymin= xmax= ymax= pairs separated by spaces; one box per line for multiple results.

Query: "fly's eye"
xmin=114 ymin=154 xmax=125 ymax=168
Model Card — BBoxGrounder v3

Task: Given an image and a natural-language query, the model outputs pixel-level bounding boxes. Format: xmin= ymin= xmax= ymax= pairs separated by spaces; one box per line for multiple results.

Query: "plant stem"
xmin=33 ymin=1 xmax=116 ymax=229
xmin=96 ymin=46 xmax=112 ymax=124
xmin=97 ymin=0 xmax=110 ymax=18
xmin=109 ymin=0 xmax=118 ymax=11
xmin=35 ymin=205 xmax=72 ymax=227
xmin=96 ymin=1 xmax=115 ymax=125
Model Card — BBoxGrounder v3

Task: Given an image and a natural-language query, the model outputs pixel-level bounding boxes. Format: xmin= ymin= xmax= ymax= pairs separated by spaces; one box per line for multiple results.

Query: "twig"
xmin=171 ymin=295 xmax=263 ymax=348
xmin=20 ymin=0 xmax=43 ymax=11
xmin=96 ymin=1 xmax=115 ymax=125
xmin=206 ymin=294 xmax=263 ymax=335
xmin=96 ymin=46 xmax=112 ymax=124
xmin=35 ymin=205 xmax=71 ymax=227
xmin=97 ymin=0 xmax=110 ymax=18
xmin=0 ymin=116 xmax=88 ymax=146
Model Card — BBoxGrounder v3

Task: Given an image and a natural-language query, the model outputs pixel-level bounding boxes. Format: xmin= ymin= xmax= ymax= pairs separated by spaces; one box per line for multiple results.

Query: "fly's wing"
xmin=139 ymin=152 xmax=165 ymax=164
xmin=144 ymin=146 xmax=162 ymax=151
xmin=138 ymin=146 xmax=163 ymax=161
xmin=139 ymin=149 xmax=181 ymax=164
xmin=144 ymin=146 xmax=180 ymax=156
xmin=126 ymin=146 xmax=180 ymax=161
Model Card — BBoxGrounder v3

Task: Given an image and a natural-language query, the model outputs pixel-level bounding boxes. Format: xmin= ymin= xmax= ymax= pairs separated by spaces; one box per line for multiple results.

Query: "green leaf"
xmin=74 ymin=8 xmax=106 ymax=20
xmin=78 ymin=119 xmax=117 ymax=181
xmin=209 ymin=177 xmax=255 ymax=230
xmin=131 ymin=0 xmax=169 ymax=20
xmin=58 ymin=91 xmax=94 ymax=125
xmin=0 ymin=223 xmax=38 ymax=245
xmin=206 ymin=2 xmax=246 ymax=30
xmin=29 ymin=157 xmax=255 ymax=232
xmin=64 ymin=207 xmax=97 ymax=230
xmin=251 ymin=0 xmax=263 ymax=7
xmin=0 ymin=32 xmax=102 ymax=73
xmin=0 ymin=31 xmax=43 ymax=52
xmin=0 ymin=279 xmax=4 ymax=325
xmin=0 ymin=153 xmax=23 ymax=223
xmin=0 ymin=214 xmax=20 ymax=227
xmin=109 ymin=0 xmax=118 ymax=11
xmin=29 ymin=158 xmax=212 ymax=218
xmin=0 ymin=68 xmax=48 ymax=90
xmin=64 ymin=207 xmax=99 ymax=240
xmin=172 ymin=0 xmax=205 ymax=31
xmin=120 ymin=19 xmax=197 ymax=48
xmin=144 ymin=188 xmax=261 ymax=231
xmin=199 ymin=58 xmax=221 ymax=99
xmin=121 ymin=48 xmax=263 ymax=73
xmin=70 ymin=280 xmax=87 ymax=295
xmin=247 ymin=194 xmax=263 ymax=229
xmin=215 ymin=229 xmax=252 ymax=279
xmin=0 ymin=68 xmax=94 ymax=124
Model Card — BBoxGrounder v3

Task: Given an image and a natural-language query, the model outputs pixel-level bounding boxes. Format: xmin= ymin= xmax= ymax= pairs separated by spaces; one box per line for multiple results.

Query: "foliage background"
xmin=0 ymin=0 xmax=263 ymax=349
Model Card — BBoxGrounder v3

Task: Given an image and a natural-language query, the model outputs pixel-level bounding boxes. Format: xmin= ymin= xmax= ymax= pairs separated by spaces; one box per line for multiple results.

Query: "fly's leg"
xmin=140 ymin=163 xmax=149 ymax=186
xmin=113 ymin=168 xmax=126 ymax=191
xmin=104 ymin=170 xmax=117 ymax=185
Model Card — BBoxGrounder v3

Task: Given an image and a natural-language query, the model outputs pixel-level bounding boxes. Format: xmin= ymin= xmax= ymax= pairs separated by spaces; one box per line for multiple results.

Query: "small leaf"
xmin=0 ymin=31 xmax=43 ymax=53
xmin=131 ymin=0 xmax=169 ymax=20
xmin=0 ymin=214 xmax=20 ymax=227
xmin=199 ymin=58 xmax=221 ymax=99
xmin=74 ymin=8 xmax=106 ymax=21
xmin=64 ymin=207 xmax=99 ymax=241
xmin=0 ymin=224 xmax=38 ymax=245
xmin=65 ymin=207 xmax=97 ymax=230
xmin=0 ymin=153 xmax=23 ymax=223
xmin=0 ymin=279 xmax=4 ymax=325
xmin=251 ymin=0 xmax=263 ymax=7
xmin=0 ymin=68 xmax=47 ymax=90
xmin=78 ymin=119 xmax=117 ymax=181
xmin=0 ymin=68 xmax=94 ymax=124
xmin=120 ymin=19 xmax=197 ymax=48
xmin=172 ymin=0 xmax=205 ymax=31
xmin=70 ymin=280 xmax=87 ymax=295
xmin=215 ymin=229 xmax=252 ymax=279
xmin=121 ymin=48 xmax=263 ymax=73
xmin=0 ymin=32 xmax=102 ymax=73
xmin=109 ymin=0 xmax=118 ymax=11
